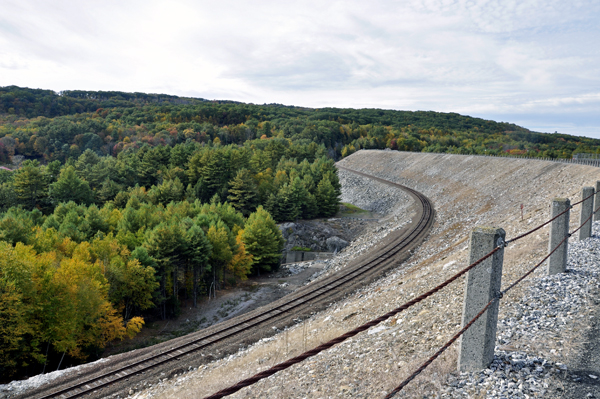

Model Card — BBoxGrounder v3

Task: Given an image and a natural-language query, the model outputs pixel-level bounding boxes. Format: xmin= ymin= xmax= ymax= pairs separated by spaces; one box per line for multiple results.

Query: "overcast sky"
xmin=1 ymin=0 xmax=599 ymax=138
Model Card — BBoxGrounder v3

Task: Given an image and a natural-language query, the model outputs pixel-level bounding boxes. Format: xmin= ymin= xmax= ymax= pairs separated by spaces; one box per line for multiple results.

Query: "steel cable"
xmin=505 ymin=189 xmax=595 ymax=245
xmin=500 ymin=233 xmax=569 ymax=299
xmin=202 ymin=246 xmax=501 ymax=399
xmin=504 ymin=205 xmax=571 ymax=245
xmin=383 ymin=298 xmax=497 ymax=399
xmin=569 ymin=211 xmax=594 ymax=236
xmin=570 ymin=189 xmax=595 ymax=207
xmin=385 ymin=211 xmax=589 ymax=398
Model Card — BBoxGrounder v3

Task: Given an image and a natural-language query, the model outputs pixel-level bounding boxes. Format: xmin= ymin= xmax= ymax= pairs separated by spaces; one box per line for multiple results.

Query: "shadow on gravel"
xmin=548 ymin=302 xmax=600 ymax=398
xmin=561 ymin=369 xmax=600 ymax=386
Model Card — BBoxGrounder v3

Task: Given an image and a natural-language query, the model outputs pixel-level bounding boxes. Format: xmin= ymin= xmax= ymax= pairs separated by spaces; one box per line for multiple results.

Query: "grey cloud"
xmin=225 ymin=50 xmax=354 ymax=90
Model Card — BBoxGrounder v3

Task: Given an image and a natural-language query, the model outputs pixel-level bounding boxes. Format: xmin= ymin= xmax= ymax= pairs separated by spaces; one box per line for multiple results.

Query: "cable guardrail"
xmin=203 ymin=247 xmax=501 ymax=399
xmin=203 ymin=187 xmax=598 ymax=399
xmin=385 ymin=222 xmax=576 ymax=398
xmin=504 ymin=190 xmax=594 ymax=245
xmin=384 ymin=297 xmax=498 ymax=399
xmin=384 ymin=190 xmax=597 ymax=398
xmin=570 ymin=189 xmax=596 ymax=206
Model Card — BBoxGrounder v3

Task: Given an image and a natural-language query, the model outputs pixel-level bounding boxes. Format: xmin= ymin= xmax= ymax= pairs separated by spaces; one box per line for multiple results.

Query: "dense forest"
xmin=2 ymin=85 xmax=600 ymax=164
xmin=1 ymin=85 xmax=599 ymax=380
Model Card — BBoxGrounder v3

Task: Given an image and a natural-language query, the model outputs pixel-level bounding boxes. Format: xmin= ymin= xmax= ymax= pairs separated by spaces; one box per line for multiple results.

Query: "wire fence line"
xmin=203 ymin=246 xmax=501 ymax=399
xmin=383 ymin=298 xmax=498 ymax=399
xmin=412 ymin=151 xmax=600 ymax=168
xmin=385 ymin=189 xmax=598 ymax=398
xmin=385 ymin=218 xmax=578 ymax=397
xmin=504 ymin=189 xmax=594 ymax=245
xmin=203 ymin=187 xmax=597 ymax=399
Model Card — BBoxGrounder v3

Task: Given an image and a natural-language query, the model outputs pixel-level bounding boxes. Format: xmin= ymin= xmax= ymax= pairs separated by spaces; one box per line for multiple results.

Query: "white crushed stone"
xmin=442 ymin=222 xmax=600 ymax=398
xmin=0 ymin=358 xmax=109 ymax=398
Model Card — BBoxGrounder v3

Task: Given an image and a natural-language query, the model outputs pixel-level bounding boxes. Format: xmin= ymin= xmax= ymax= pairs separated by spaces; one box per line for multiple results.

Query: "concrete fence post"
xmin=547 ymin=198 xmax=570 ymax=275
xmin=595 ymin=181 xmax=600 ymax=222
xmin=458 ymin=227 xmax=505 ymax=372
xmin=580 ymin=186 xmax=594 ymax=240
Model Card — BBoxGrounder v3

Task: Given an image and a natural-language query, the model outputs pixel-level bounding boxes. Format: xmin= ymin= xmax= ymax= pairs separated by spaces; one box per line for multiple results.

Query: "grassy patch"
xmin=339 ymin=202 xmax=368 ymax=214
xmin=290 ymin=246 xmax=312 ymax=252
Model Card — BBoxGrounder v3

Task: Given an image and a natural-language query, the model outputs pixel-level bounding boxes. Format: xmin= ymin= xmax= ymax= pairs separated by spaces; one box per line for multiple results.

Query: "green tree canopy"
xmin=13 ymin=160 xmax=48 ymax=210
xmin=241 ymin=206 xmax=284 ymax=274
xmin=315 ymin=175 xmax=340 ymax=217
xmin=49 ymin=165 xmax=93 ymax=205
xmin=227 ymin=168 xmax=258 ymax=216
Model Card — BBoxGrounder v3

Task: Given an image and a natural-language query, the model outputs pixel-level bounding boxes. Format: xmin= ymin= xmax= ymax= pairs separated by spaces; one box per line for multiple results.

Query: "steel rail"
xmin=203 ymin=246 xmax=500 ymax=399
xmin=35 ymin=167 xmax=434 ymax=399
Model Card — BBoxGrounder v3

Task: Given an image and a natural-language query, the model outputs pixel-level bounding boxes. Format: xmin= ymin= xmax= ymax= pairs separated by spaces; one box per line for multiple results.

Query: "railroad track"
xmin=27 ymin=167 xmax=434 ymax=399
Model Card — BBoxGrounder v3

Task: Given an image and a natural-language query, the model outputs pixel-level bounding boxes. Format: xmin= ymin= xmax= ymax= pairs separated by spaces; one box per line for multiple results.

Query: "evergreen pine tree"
xmin=227 ymin=168 xmax=258 ymax=216
xmin=49 ymin=165 xmax=93 ymax=205
xmin=276 ymin=183 xmax=300 ymax=222
xmin=147 ymin=177 xmax=185 ymax=205
xmin=13 ymin=160 xmax=49 ymax=210
xmin=289 ymin=176 xmax=312 ymax=218
xmin=315 ymin=177 xmax=340 ymax=217
xmin=183 ymin=224 xmax=212 ymax=307
xmin=264 ymin=192 xmax=280 ymax=222
xmin=0 ymin=182 xmax=17 ymax=212
xmin=241 ymin=206 xmax=284 ymax=274
xmin=97 ymin=178 xmax=123 ymax=204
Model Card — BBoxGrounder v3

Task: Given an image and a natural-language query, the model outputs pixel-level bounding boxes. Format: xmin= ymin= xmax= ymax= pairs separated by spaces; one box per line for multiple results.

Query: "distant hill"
xmin=0 ymin=86 xmax=212 ymax=118
xmin=0 ymin=85 xmax=599 ymax=162
xmin=1 ymin=85 xmax=522 ymax=131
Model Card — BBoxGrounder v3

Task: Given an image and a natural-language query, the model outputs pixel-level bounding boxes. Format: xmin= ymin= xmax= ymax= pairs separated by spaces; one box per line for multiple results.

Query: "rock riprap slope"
xmin=338 ymin=167 xmax=410 ymax=217
xmin=56 ymin=151 xmax=600 ymax=399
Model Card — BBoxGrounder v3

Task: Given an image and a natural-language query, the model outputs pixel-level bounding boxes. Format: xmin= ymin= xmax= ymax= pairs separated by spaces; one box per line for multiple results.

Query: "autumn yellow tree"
xmin=0 ymin=237 xmax=148 ymax=377
xmin=226 ymin=230 xmax=253 ymax=281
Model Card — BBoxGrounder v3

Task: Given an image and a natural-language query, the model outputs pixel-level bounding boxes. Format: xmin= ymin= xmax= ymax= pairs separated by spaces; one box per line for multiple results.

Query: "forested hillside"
xmin=2 ymin=86 xmax=600 ymax=164
xmin=0 ymin=86 xmax=599 ymax=380
xmin=0 ymin=139 xmax=341 ymax=379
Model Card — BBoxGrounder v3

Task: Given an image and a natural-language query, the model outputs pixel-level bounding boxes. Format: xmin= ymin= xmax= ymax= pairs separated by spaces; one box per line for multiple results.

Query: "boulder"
xmin=326 ymin=236 xmax=349 ymax=253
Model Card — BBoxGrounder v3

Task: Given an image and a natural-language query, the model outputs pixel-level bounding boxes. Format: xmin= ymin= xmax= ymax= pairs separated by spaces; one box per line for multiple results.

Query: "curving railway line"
xmin=23 ymin=167 xmax=434 ymax=399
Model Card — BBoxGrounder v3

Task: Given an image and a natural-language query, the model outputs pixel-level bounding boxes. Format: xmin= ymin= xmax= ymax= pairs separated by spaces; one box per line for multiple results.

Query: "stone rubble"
xmin=281 ymin=169 xmax=414 ymax=284
xmin=279 ymin=219 xmax=360 ymax=253
xmin=338 ymin=169 xmax=407 ymax=216
xmin=0 ymin=358 xmax=109 ymax=398
xmin=441 ymin=222 xmax=600 ymax=398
